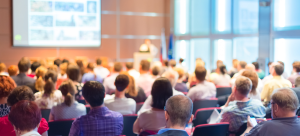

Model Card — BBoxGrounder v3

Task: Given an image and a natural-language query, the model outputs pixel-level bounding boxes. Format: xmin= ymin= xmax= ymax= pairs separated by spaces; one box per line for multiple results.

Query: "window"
xmin=233 ymin=37 xmax=258 ymax=64
xmin=190 ymin=0 xmax=210 ymax=35
xmin=190 ymin=38 xmax=210 ymax=71
xmin=174 ymin=0 xmax=189 ymax=35
xmin=174 ymin=40 xmax=190 ymax=70
xmin=213 ymin=0 xmax=232 ymax=34
xmin=213 ymin=39 xmax=232 ymax=69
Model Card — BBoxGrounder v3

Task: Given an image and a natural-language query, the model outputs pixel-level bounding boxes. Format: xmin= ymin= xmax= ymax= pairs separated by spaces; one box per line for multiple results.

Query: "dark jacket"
xmin=11 ymin=73 xmax=35 ymax=86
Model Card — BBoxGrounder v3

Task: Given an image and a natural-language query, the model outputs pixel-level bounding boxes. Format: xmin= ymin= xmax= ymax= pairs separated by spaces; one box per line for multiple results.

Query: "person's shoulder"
xmin=126 ymin=98 xmax=137 ymax=104
xmin=106 ymin=109 xmax=123 ymax=118
xmin=205 ymin=81 xmax=216 ymax=88
xmin=104 ymin=98 xmax=115 ymax=105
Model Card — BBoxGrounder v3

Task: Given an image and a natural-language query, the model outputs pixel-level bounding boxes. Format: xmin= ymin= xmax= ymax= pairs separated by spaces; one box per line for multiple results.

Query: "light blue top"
xmin=51 ymin=101 xmax=86 ymax=120
xmin=82 ymin=72 xmax=103 ymax=83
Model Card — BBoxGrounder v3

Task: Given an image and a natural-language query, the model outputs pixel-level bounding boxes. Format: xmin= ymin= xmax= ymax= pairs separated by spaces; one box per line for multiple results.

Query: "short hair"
xmin=239 ymin=61 xmax=247 ymax=69
xmin=96 ymin=58 xmax=102 ymax=65
xmin=115 ymin=74 xmax=129 ymax=92
xmin=125 ymin=62 xmax=134 ymax=70
xmin=274 ymin=64 xmax=284 ymax=75
xmin=8 ymin=100 xmax=41 ymax=132
xmin=179 ymin=58 xmax=184 ymax=63
xmin=165 ymin=95 xmax=193 ymax=127
xmin=82 ymin=81 xmax=105 ymax=107
xmin=0 ymin=76 xmax=16 ymax=98
xmin=48 ymin=65 xmax=58 ymax=73
xmin=235 ymin=76 xmax=252 ymax=95
xmin=7 ymin=86 xmax=35 ymax=106
xmin=295 ymin=77 xmax=300 ymax=87
xmin=271 ymin=88 xmax=299 ymax=111
xmin=87 ymin=63 xmax=95 ymax=70
xmin=0 ymin=63 xmax=6 ymax=72
xmin=151 ymin=66 xmax=160 ymax=76
xmin=67 ymin=64 xmax=80 ymax=81
xmin=293 ymin=61 xmax=300 ymax=72
xmin=151 ymin=77 xmax=173 ymax=109
xmin=62 ymin=59 xmax=69 ymax=64
xmin=163 ymin=60 xmax=169 ymax=66
xmin=140 ymin=60 xmax=150 ymax=71
xmin=162 ymin=70 xmax=179 ymax=87
xmin=30 ymin=62 xmax=41 ymax=72
xmin=18 ymin=58 xmax=31 ymax=73
xmin=277 ymin=61 xmax=284 ymax=67
xmin=173 ymin=67 xmax=185 ymax=79
xmin=54 ymin=59 xmax=62 ymax=67
xmin=252 ymin=62 xmax=259 ymax=70
xmin=8 ymin=65 xmax=18 ymax=76
xmin=169 ymin=59 xmax=176 ymax=67
xmin=194 ymin=66 xmax=206 ymax=82
xmin=241 ymin=70 xmax=258 ymax=94
xmin=114 ymin=62 xmax=123 ymax=72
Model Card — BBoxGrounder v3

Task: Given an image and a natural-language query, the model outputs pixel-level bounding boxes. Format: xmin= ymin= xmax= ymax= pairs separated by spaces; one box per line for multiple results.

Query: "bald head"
xmin=272 ymin=88 xmax=299 ymax=112
xmin=165 ymin=95 xmax=193 ymax=127
xmin=235 ymin=76 xmax=252 ymax=96
xmin=162 ymin=70 xmax=179 ymax=87
xmin=245 ymin=64 xmax=255 ymax=71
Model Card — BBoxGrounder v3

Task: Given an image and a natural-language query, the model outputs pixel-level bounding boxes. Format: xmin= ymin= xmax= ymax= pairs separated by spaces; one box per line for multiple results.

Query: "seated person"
xmin=0 ymin=76 xmax=16 ymax=117
xmin=103 ymin=62 xmax=123 ymax=94
xmin=82 ymin=62 xmax=103 ymax=83
xmin=213 ymin=65 xmax=231 ymax=86
xmin=133 ymin=77 xmax=173 ymax=134
xmin=27 ymin=61 xmax=41 ymax=78
xmin=69 ymin=81 xmax=123 ymax=136
xmin=220 ymin=76 xmax=265 ymax=133
xmin=8 ymin=100 xmax=42 ymax=136
xmin=187 ymin=66 xmax=216 ymax=102
xmin=123 ymin=72 xmax=147 ymax=103
xmin=173 ymin=67 xmax=188 ymax=93
xmin=11 ymin=57 xmax=35 ymax=86
xmin=0 ymin=86 xmax=48 ymax=136
xmin=154 ymin=95 xmax=193 ymax=136
xmin=242 ymin=88 xmax=300 ymax=136
xmin=137 ymin=60 xmax=155 ymax=97
xmin=49 ymin=80 xmax=86 ymax=121
xmin=105 ymin=74 xmax=136 ymax=115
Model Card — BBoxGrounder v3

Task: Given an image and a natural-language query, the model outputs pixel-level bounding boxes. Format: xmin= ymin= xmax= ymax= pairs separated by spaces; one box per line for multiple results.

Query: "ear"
xmin=273 ymin=103 xmax=279 ymax=112
xmin=232 ymin=85 xmax=237 ymax=93
xmin=165 ymin=111 xmax=169 ymax=121
xmin=188 ymin=114 xmax=194 ymax=124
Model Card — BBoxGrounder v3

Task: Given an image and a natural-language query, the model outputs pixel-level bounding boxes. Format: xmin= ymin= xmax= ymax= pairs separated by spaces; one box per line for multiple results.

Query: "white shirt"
xmin=21 ymin=128 xmax=41 ymax=136
xmin=94 ymin=66 xmax=110 ymax=79
xmin=139 ymin=44 xmax=158 ymax=57
xmin=187 ymin=81 xmax=216 ymax=102
xmin=136 ymin=73 xmax=155 ymax=97
xmin=137 ymin=109 xmax=166 ymax=132
xmin=248 ymin=89 xmax=261 ymax=100
xmin=103 ymin=73 xmax=119 ymax=94
xmin=128 ymin=69 xmax=140 ymax=81
xmin=104 ymin=95 xmax=136 ymax=115
xmin=0 ymin=72 xmax=9 ymax=76
xmin=213 ymin=74 xmax=231 ymax=86
xmin=35 ymin=90 xmax=63 ymax=109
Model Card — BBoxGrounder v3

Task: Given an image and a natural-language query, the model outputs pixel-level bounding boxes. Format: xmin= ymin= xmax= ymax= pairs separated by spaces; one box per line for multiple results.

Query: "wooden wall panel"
xmin=120 ymin=0 xmax=165 ymax=13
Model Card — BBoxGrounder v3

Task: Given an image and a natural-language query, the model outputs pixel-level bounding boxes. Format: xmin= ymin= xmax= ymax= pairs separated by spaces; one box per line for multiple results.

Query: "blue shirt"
xmin=157 ymin=128 xmax=186 ymax=134
xmin=81 ymin=72 xmax=103 ymax=83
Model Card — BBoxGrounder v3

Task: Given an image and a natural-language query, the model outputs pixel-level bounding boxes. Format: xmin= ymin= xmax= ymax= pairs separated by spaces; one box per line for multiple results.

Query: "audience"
xmin=27 ymin=66 xmax=47 ymax=94
xmin=151 ymin=66 xmax=161 ymax=80
xmin=82 ymin=62 xmax=103 ymax=83
xmin=133 ymin=77 xmax=173 ymax=134
xmin=291 ymin=77 xmax=300 ymax=102
xmin=229 ymin=59 xmax=239 ymax=77
xmin=67 ymin=64 xmax=83 ymax=100
xmin=75 ymin=60 xmax=85 ymax=79
xmin=123 ymin=72 xmax=147 ymax=103
xmin=48 ymin=64 xmax=58 ymax=73
xmin=245 ymin=64 xmax=256 ymax=71
xmin=0 ymin=63 xmax=8 ymax=76
xmin=11 ymin=58 xmax=35 ymax=86
xmin=220 ymin=76 xmax=265 ymax=133
xmin=277 ymin=61 xmax=289 ymax=79
xmin=252 ymin=62 xmax=265 ymax=79
xmin=137 ymin=60 xmax=155 ymax=96
xmin=35 ymin=70 xmax=63 ymax=109
xmin=103 ymin=62 xmax=123 ymax=94
xmin=0 ymin=86 xmax=49 ymax=136
xmin=69 ymin=81 xmax=123 ymax=136
xmin=241 ymin=70 xmax=261 ymax=100
xmin=231 ymin=61 xmax=247 ymax=84
xmin=177 ymin=58 xmax=188 ymax=73
xmin=154 ymin=95 xmax=193 ymax=136
xmin=213 ymin=65 xmax=231 ymax=86
xmin=126 ymin=62 xmax=140 ymax=80
xmin=0 ymin=76 xmax=16 ymax=117
xmin=262 ymin=62 xmax=277 ymax=85
xmin=242 ymin=88 xmax=300 ymax=136
xmin=54 ymin=58 xmax=62 ymax=67
xmin=173 ymin=67 xmax=188 ymax=93
xmin=169 ymin=59 xmax=177 ymax=69
xmin=94 ymin=58 xmax=110 ymax=78
xmin=28 ymin=61 xmax=41 ymax=78
xmin=7 ymin=65 xmax=18 ymax=76
xmin=57 ymin=62 xmax=68 ymax=79
xmin=49 ymin=80 xmax=86 ymax=121
xmin=288 ymin=61 xmax=300 ymax=85
xmin=105 ymin=74 xmax=136 ymax=115
xmin=8 ymin=100 xmax=42 ymax=136
xmin=187 ymin=66 xmax=216 ymax=102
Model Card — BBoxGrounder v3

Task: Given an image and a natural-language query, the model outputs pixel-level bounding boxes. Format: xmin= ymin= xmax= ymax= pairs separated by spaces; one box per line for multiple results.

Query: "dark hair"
xmin=125 ymin=62 xmax=134 ymax=70
xmin=30 ymin=62 xmax=41 ymax=72
xmin=165 ymin=95 xmax=193 ymax=127
xmin=179 ymin=58 xmax=184 ymax=63
xmin=114 ymin=62 xmax=123 ymax=72
xmin=82 ymin=81 xmax=105 ymax=107
xmin=44 ymin=70 xmax=57 ymax=97
xmin=62 ymin=59 xmax=69 ymax=64
xmin=67 ymin=64 xmax=80 ymax=82
xmin=152 ymin=66 xmax=160 ymax=76
xmin=115 ymin=74 xmax=129 ymax=92
xmin=96 ymin=58 xmax=102 ymax=65
xmin=219 ymin=65 xmax=227 ymax=75
xmin=293 ymin=61 xmax=300 ymax=72
xmin=7 ymin=86 xmax=35 ymax=106
xmin=59 ymin=80 xmax=76 ymax=107
xmin=18 ymin=58 xmax=31 ymax=73
xmin=169 ymin=60 xmax=176 ymax=67
xmin=195 ymin=66 xmax=206 ymax=81
xmin=239 ymin=61 xmax=247 ymax=69
xmin=252 ymin=62 xmax=259 ymax=70
xmin=277 ymin=61 xmax=284 ymax=67
xmin=235 ymin=76 xmax=252 ymax=95
xmin=76 ymin=60 xmax=85 ymax=76
xmin=163 ymin=60 xmax=169 ymax=66
xmin=0 ymin=76 xmax=16 ymax=98
xmin=140 ymin=60 xmax=150 ymax=71
xmin=274 ymin=64 xmax=284 ymax=75
xmin=54 ymin=59 xmax=62 ymax=67
xmin=87 ymin=62 xmax=95 ymax=70
xmin=8 ymin=100 xmax=41 ymax=132
xmin=151 ymin=77 xmax=173 ymax=109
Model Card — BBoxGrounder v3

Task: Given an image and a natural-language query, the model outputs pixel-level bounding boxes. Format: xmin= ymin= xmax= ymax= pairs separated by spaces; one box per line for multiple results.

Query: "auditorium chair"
xmin=85 ymin=105 xmax=91 ymax=114
xmin=139 ymin=130 xmax=158 ymax=136
xmin=136 ymin=102 xmax=144 ymax=114
xmin=122 ymin=114 xmax=138 ymax=136
xmin=78 ymin=99 xmax=86 ymax=105
xmin=193 ymin=122 xmax=229 ymax=136
xmin=41 ymin=109 xmax=51 ymax=122
xmin=192 ymin=99 xmax=218 ymax=114
xmin=193 ymin=107 xmax=221 ymax=126
xmin=48 ymin=119 xmax=75 ymax=136
xmin=216 ymin=86 xmax=232 ymax=98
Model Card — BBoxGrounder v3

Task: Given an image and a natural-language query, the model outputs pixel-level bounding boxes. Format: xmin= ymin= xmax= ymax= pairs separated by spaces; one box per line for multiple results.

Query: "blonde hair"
xmin=48 ymin=65 xmax=58 ymax=73
xmin=173 ymin=67 xmax=185 ymax=79
xmin=35 ymin=66 xmax=48 ymax=92
xmin=0 ymin=63 xmax=6 ymax=72
xmin=120 ymin=72 xmax=138 ymax=97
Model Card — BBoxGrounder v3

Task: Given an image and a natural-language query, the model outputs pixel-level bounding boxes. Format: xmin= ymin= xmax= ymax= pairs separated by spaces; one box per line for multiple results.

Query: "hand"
xmin=256 ymin=118 xmax=267 ymax=124
xmin=246 ymin=116 xmax=255 ymax=128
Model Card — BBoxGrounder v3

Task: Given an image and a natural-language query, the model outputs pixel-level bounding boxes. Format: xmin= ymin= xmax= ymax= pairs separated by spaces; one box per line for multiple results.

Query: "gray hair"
xmin=271 ymin=88 xmax=299 ymax=111
xmin=235 ymin=76 xmax=252 ymax=95
xmin=295 ymin=77 xmax=300 ymax=87
xmin=162 ymin=70 xmax=179 ymax=87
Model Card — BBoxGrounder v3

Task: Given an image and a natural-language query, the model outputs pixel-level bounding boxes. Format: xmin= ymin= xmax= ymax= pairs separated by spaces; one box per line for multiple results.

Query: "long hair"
xmin=34 ymin=66 xmax=47 ymax=92
xmin=43 ymin=70 xmax=57 ymax=97
xmin=59 ymin=80 xmax=76 ymax=106
xmin=121 ymin=72 xmax=138 ymax=97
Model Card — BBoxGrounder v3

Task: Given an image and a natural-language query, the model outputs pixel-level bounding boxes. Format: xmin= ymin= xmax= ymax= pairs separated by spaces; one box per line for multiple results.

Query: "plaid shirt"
xmin=69 ymin=106 xmax=123 ymax=136
xmin=220 ymin=99 xmax=266 ymax=132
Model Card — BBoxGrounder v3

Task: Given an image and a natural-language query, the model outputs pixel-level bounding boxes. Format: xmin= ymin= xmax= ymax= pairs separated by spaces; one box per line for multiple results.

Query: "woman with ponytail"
xmin=49 ymin=79 xmax=86 ymax=121
xmin=213 ymin=65 xmax=231 ymax=86
xmin=26 ymin=66 xmax=47 ymax=94
xmin=35 ymin=70 xmax=63 ymax=109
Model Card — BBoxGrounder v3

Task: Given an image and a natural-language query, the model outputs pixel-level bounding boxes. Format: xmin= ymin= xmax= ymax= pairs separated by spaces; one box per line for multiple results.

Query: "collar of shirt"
xmin=89 ymin=106 xmax=109 ymax=115
xmin=21 ymin=128 xmax=40 ymax=136
xmin=157 ymin=128 xmax=186 ymax=134
xmin=228 ymin=99 xmax=251 ymax=107
xmin=273 ymin=76 xmax=282 ymax=79
xmin=272 ymin=116 xmax=298 ymax=121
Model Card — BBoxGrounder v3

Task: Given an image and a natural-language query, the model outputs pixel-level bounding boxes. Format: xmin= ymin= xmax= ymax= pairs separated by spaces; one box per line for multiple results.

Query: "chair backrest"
xmin=48 ymin=119 xmax=75 ymax=136
xmin=122 ymin=114 xmax=138 ymax=136
xmin=193 ymin=107 xmax=221 ymax=126
xmin=216 ymin=87 xmax=232 ymax=97
xmin=41 ymin=109 xmax=51 ymax=122
xmin=85 ymin=105 xmax=91 ymax=114
xmin=139 ymin=130 xmax=158 ymax=136
xmin=78 ymin=99 xmax=86 ymax=105
xmin=193 ymin=99 xmax=218 ymax=114
xmin=136 ymin=102 xmax=144 ymax=114
xmin=193 ymin=122 xmax=229 ymax=136
xmin=235 ymin=123 xmax=247 ymax=136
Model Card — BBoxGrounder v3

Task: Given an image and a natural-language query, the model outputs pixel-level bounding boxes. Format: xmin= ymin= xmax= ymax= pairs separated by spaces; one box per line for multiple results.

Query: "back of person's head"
xmin=163 ymin=60 xmax=169 ymax=67
xmin=96 ymin=58 xmax=102 ymax=65
xmin=274 ymin=64 xmax=284 ymax=76
xmin=115 ymin=74 xmax=129 ymax=92
xmin=140 ymin=60 xmax=150 ymax=71
xmin=67 ymin=64 xmax=80 ymax=82
xmin=151 ymin=66 xmax=160 ymax=76
xmin=216 ymin=60 xmax=223 ymax=67
xmin=0 ymin=76 xmax=16 ymax=99
xmin=195 ymin=59 xmax=205 ymax=67
xmin=76 ymin=60 xmax=84 ymax=68
xmin=239 ymin=61 xmax=247 ymax=69
xmin=241 ymin=70 xmax=258 ymax=95
xmin=252 ymin=62 xmax=259 ymax=70
xmin=235 ymin=76 xmax=252 ymax=96
xmin=31 ymin=62 xmax=41 ymax=73
xmin=245 ymin=64 xmax=256 ymax=71
xmin=179 ymin=58 xmax=184 ymax=63
xmin=35 ymin=66 xmax=48 ymax=92
xmin=120 ymin=72 xmax=138 ymax=97
xmin=277 ymin=61 xmax=285 ymax=67
xmin=219 ymin=65 xmax=227 ymax=75
xmin=293 ymin=61 xmax=300 ymax=73
xmin=48 ymin=65 xmax=58 ymax=73
xmin=59 ymin=80 xmax=76 ymax=107
xmin=59 ymin=62 xmax=68 ymax=75
xmin=8 ymin=100 xmax=41 ymax=133
xmin=82 ymin=81 xmax=105 ymax=107
xmin=54 ymin=59 xmax=62 ymax=67
xmin=151 ymin=77 xmax=173 ymax=109
xmin=44 ymin=70 xmax=58 ymax=96
xmin=295 ymin=77 xmax=300 ymax=87
xmin=125 ymin=62 xmax=134 ymax=70
xmin=233 ymin=59 xmax=239 ymax=68
xmin=62 ymin=59 xmax=69 ymax=64
xmin=87 ymin=62 xmax=95 ymax=70
xmin=8 ymin=65 xmax=18 ymax=76
xmin=194 ymin=66 xmax=206 ymax=82
xmin=7 ymin=86 xmax=35 ymax=106
xmin=165 ymin=95 xmax=193 ymax=127
xmin=114 ymin=62 xmax=123 ymax=72
xmin=271 ymin=88 xmax=299 ymax=112
xmin=173 ymin=67 xmax=185 ymax=79
xmin=0 ymin=63 xmax=6 ymax=72
xmin=18 ymin=58 xmax=31 ymax=73
xmin=268 ymin=62 xmax=273 ymax=67
xmin=169 ymin=59 xmax=176 ymax=67
xmin=162 ymin=70 xmax=179 ymax=87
